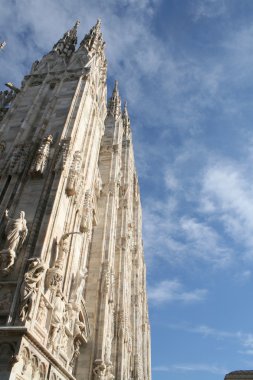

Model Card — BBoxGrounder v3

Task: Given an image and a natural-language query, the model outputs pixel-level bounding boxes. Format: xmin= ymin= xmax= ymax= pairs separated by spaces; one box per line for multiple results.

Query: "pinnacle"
xmin=79 ymin=19 xmax=105 ymax=55
xmin=108 ymin=80 xmax=122 ymax=119
xmin=122 ymin=100 xmax=131 ymax=135
xmin=52 ymin=21 xmax=80 ymax=58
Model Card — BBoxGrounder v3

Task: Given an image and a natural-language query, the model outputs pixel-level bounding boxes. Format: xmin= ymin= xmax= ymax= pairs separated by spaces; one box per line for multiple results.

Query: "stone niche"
xmin=225 ymin=371 xmax=253 ymax=379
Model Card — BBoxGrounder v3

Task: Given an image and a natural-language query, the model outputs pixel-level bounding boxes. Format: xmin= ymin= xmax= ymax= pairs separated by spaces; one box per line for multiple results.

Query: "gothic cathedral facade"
xmin=0 ymin=21 xmax=151 ymax=380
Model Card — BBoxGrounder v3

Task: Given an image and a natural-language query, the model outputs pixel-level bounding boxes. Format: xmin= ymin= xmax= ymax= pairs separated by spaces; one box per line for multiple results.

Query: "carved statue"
xmin=54 ymin=138 xmax=71 ymax=172
xmin=7 ymin=143 xmax=29 ymax=174
xmin=36 ymin=296 xmax=47 ymax=327
xmin=19 ymin=258 xmax=46 ymax=321
xmin=48 ymin=290 xmax=66 ymax=351
xmin=93 ymin=360 xmax=106 ymax=380
xmin=4 ymin=210 xmax=28 ymax=252
xmin=0 ymin=90 xmax=15 ymax=108
xmin=105 ymin=363 xmax=115 ymax=380
xmin=70 ymin=337 xmax=82 ymax=367
xmin=70 ymin=268 xmax=87 ymax=304
xmin=80 ymin=190 xmax=92 ymax=233
xmin=0 ymin=210 xmax=28 ymax=273
xmin=66 ymin=151 xmax=82 ymax=196
xmin=46 ymin=232 xmax=82 ymax=292
xmin=31 ymin=135 xmax=53 ymax=177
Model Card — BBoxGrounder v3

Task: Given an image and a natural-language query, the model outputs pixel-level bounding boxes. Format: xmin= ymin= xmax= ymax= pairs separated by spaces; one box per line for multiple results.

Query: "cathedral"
xmin=0 ymin=20 xmax=151 ymax=380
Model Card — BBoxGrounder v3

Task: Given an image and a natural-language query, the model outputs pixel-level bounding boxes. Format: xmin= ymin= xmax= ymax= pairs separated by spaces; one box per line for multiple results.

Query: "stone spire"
xmin=80 ymin=19 xmax=105 ymax=55
xmin=107 ymin=80 xmax=121 ymax=118
xmin=122 ymin=101 xmax=131 ymax=137
xmin=52 ymin=20 xmax=80 ymax=58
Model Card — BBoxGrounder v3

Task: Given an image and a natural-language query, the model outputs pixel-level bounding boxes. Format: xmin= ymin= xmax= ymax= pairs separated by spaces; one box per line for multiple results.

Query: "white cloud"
xmin=153 ymin=363 xmax=228 ymax=374
xmin=148 ymin=279 xmax=207 ymax=304
xmin=167 ymin=322 xmax=253 ymax=353
xmin=201 ymin=161 xmax=253 ymax=254
xmin=191 ymin=0 xmax=227 ymax=21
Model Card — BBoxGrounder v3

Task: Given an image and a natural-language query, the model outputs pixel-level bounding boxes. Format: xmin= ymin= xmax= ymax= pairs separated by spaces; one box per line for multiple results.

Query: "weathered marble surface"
xmin=0 ymin=20 xmax=151 ymax=380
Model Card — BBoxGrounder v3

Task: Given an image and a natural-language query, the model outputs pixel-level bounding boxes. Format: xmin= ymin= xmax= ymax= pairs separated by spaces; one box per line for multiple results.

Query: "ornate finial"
xmin=0 ymin=41 xmax=6 ymax=50
xmin=52 ymin=21 xmax=80 ymax=58
xmin=108 ymin=80 xmax=121 ymax=119
xmin=80 ymin=19 xmax=105 ymax=55
xmin=122 ymin=101 xmax=131 ymax=136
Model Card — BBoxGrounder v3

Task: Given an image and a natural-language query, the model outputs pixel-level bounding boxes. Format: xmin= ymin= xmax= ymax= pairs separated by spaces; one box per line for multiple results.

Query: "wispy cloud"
xmin=191 ymin=0 xmax=227 ymax=21
xmin=201 ymin=161 xmax=253 ymax=255
xmin=148 ymin=279 xmax=207 ymax=305
xmin=167 ymin=322 xmax=253 ymax=354
xmin=153 ymin=363 xmax=228 ymax=374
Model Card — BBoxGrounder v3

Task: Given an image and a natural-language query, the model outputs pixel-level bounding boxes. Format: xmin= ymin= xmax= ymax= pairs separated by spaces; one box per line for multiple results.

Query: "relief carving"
xmin=69 ymin=337 xmax=82 ymax=367
xmin=19 ymin=258 xmax=46 ymax=321
xmin=80 ymin=190 xmax=92 ymax=233
xmin=31 ymin=135 xmax=53 ymax=177
xmin=69 ymin=268 xmax=87 ymax=305
xmin=6 ymin=143 xmax=29 ymax=175
xmin=66 ymin=151 xmax=82 ymax=196
xmin=101 ymin=262 xmax=114 ymax=303
xmin=46 ymin=232 xmax=81 ymax=292
xmin=0 ymin=210 xmax=28 ymax=274
xmin=36 ymin=296 xmax=48 ymax=327
xmin=93 ymin=359 xmax=106 ymax=380
xmin=48 ymin=290 xmax=66 ymax=351
xmin=54 ymin=138 xmax=71 ymax=172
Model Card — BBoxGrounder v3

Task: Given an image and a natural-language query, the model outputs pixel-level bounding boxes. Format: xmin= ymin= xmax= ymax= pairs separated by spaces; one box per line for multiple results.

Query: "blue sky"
xmin=2 ymin=0 xmax=253 ymax=379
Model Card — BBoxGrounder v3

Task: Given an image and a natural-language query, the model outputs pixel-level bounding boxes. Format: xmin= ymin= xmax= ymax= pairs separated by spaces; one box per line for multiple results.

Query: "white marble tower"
xmin=0 ymin=21 xmax=151 ymax=380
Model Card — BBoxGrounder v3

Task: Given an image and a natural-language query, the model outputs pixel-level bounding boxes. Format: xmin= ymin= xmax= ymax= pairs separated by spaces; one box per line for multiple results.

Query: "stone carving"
xmin=80 ymin=19 xmax=105 ymax=60
xmin=0 ymin=210 xmax=28 ymax=274
xmin=46 ymin=232 xmax=83 ymax=294
xmin=70 ymin=337 xmax=82 ymax=367
xmin=45 ymin=235 xmax=69 ymax=290
xmin=20 ymin=346 xmax=47 ymax=378
xmin=19 ymin=258 xmax=46 ymax=321
xmin=36 ymin=296 xmax=47 ymax=327
xmin=0 ymin=90 xmax=15 ymax=108
xmin=6 ymin=143 xmax=29 ymax=174
xmin=54 ymin=138 xmax=71 ymax=172
xmin=66 ymin=151 xmax=82 ymax=196
xmin=0 ymin=89 xmax=16 ymax=121
xmin=107 ymin=81 xmax=121 ymax=119
xmin=102 ymin=262 xmax=114 ymax=303
xmin=80 ymin=190 xmax=92 ymax=233
xmin=70 ymin=268 xmax=87 ymax=304
xmin=30 ymin=60 xmax=39 ymax=73
xmin=52 ymin=21 xmax=80 ymax=58
xmin=93 ymin=360 xmax=106 ymax=380
xmin=105 ymin=363 xmax=114 ymax=380
xmin=31 ymin=135 xmax=53 ymax=177
xmin=95 ymin=169 xmax=103 ymax=197
xmin=48 ymin=290 xmax=66 ymax=351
